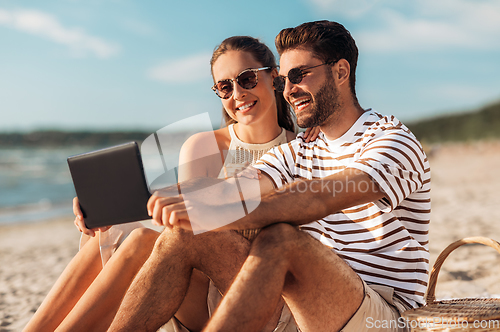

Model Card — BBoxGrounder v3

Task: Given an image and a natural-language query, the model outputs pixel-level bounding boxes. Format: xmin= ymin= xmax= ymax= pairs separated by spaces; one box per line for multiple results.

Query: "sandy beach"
xmin=2 ymin=140 xmax=500 ymax=331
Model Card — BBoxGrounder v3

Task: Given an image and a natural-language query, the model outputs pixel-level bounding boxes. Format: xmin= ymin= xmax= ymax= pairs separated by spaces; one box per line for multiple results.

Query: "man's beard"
xmin=296 ymin=74 xmax=341 ymax=128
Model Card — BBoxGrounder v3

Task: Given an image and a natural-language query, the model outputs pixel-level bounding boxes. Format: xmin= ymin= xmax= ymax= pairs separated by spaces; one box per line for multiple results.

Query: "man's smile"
xmin=292 ymin=97 xmax=312 ymax=112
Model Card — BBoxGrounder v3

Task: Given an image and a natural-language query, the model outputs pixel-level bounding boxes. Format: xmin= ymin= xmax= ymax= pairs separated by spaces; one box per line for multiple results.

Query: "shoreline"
xmin=2 ymin=141 xmax=500 ymax=331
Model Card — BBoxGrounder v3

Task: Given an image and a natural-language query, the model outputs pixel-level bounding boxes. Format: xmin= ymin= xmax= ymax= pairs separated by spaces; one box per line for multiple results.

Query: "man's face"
xmin=279 ymin=49 xmax=341 ymax=128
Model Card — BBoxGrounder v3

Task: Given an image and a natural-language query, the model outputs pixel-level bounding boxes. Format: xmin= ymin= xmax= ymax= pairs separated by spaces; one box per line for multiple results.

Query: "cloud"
xmin=304 ymin=0 xmax=500 ymax=53
xmin=357 ymin=10 xmax=477 ymax=52
xmin=306 ymin=0 xmax=383 ymax=18
xmin=147 ymin=52 xmax=212 ymax=83
xmin=0 ymin=8 xmax=120 ymax=58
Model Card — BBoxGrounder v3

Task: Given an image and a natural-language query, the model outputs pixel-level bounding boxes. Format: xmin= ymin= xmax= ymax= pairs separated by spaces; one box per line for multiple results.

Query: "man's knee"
xmin=153 ymin=227 xmax=190 ymax=254
xmin=251 ymin=223 xmax=300 ymax=258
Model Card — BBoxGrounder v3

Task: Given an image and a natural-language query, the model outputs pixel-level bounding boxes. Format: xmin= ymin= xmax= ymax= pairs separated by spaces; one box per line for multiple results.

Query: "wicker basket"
xmin=402 ymin=237 xmax=500 ymax=331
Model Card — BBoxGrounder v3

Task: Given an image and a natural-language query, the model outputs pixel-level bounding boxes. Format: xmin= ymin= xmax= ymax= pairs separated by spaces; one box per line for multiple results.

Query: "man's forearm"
xmin=221 ymin=168 xmax=385 ymax=231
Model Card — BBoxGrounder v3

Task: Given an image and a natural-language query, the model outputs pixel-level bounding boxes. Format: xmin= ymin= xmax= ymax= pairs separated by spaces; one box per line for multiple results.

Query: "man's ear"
xmin=334 ymin=59 xmax=350 ymax=87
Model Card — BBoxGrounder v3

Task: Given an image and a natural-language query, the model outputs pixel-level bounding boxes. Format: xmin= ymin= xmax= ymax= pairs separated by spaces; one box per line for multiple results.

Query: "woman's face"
xmin=212 ymin=50 xmax=278 ymax=127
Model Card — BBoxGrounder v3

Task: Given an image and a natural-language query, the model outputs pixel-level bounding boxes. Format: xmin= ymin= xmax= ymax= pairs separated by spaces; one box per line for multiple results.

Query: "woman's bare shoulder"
xmin=181 ymin=127 xmax=230 ymax=156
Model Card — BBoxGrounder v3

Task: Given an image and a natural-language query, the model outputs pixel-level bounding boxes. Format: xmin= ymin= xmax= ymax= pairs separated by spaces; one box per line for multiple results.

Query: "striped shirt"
xmin=254 ymin=110 xmax=431 ymax=308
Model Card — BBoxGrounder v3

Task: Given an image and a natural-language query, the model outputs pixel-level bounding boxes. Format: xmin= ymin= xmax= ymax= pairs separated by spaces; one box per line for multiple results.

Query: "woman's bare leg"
xmin=55 ymin=227 xmax=160 ymax=332
xmin=23 ymin=235 xmax=103 ymax=332
xmin=175 ymin=269 xmax=210 ymax=331
xmin=57 ymin=227 xmax=213 ymax=332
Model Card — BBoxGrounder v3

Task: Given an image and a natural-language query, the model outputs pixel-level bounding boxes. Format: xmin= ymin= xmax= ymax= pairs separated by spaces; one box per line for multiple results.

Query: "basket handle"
xmin=426 ymin=237 xmax=500 ymax=304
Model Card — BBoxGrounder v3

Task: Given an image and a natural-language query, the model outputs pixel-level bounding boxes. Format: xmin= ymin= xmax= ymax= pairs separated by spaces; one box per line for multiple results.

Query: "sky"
xmin=1 ymin=0 xmax=499 ymax=132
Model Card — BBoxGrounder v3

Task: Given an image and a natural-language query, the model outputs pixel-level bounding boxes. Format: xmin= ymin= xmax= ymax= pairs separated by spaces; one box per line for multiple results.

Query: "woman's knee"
xmin=129 ymin=227 xmax=160 ymax=243
xmin=120 ymin=227 xmax=160 ymax=259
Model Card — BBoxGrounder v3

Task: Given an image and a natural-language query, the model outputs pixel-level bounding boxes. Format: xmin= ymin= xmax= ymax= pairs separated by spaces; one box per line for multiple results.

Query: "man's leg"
xmin=108 ymin=227 xmax=251 ymax=332
xmin=205 ymin=223 xmax=365 ymax=332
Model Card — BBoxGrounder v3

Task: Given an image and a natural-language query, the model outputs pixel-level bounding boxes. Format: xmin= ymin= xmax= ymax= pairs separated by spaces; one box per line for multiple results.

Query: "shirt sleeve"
xmin=253 ymin=143 xmax=296 ymax=189
xmin=349 ymin=130 xmax=429 ymax=212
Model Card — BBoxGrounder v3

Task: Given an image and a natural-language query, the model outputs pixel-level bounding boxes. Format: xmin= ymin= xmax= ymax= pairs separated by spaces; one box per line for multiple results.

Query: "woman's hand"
xmin=236 ymin=163 xmax=261 ymax=180
xmin=73 ymin=197 xmax=110 ymax=237
xmin=303 ymin=126 xmax=321 ymax=143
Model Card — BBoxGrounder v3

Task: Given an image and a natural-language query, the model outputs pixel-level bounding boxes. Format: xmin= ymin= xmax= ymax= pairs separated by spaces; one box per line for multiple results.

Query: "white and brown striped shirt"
xmin=254 ymin=110 xmax=431 ymax=309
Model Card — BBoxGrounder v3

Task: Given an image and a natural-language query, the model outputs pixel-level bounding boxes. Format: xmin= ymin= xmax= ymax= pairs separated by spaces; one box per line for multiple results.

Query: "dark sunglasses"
xmin=273 ymin=60 xmax=337 ymax=92
xmin=212 ymin=67 xmax=272 ymax=99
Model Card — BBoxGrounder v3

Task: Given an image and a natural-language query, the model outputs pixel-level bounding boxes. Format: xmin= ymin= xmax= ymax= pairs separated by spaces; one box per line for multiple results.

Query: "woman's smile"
xmin=236 ymin=100 xmax=257 ymax=113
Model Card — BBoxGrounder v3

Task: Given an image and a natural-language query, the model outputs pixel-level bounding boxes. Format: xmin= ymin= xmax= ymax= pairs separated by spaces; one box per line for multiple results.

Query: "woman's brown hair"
xmin=210 ymin=36 xmax=295 ymax=132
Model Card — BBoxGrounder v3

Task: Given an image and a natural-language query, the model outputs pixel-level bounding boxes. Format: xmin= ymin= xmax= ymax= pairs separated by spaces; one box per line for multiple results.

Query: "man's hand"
xmin=147 ymin=193 xmax=192 ymax=230
xmin=147 ymin=188 xmax=251 ymax=234
xmin=146 ymin=175 xmax=268 ymax=234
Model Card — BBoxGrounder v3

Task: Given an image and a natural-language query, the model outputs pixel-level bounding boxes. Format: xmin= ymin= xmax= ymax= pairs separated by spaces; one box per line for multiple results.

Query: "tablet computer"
xmin=67 ymin=141 xmax=151 ymax=229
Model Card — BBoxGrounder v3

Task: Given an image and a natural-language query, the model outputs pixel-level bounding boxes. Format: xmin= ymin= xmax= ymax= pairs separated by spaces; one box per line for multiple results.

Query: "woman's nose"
xmin=232 ymin=81 xmax=247 ymax=100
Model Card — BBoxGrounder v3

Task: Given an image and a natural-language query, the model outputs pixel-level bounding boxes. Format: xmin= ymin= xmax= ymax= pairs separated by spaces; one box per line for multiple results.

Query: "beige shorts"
xmin=340 ymin=279 xmax=411 ymax=332
xmin=159 ymin=279 xmax=410 ymax=332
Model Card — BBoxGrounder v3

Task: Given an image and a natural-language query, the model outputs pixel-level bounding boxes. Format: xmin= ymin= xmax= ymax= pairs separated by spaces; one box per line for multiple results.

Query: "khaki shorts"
xmin=341 ymin=279 xmax=411 ymax=332
xmin=159 ymin=279 xmax=411 ymax=332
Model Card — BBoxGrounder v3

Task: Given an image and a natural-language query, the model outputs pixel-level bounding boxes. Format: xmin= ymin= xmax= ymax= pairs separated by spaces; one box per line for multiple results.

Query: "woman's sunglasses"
xmin=212 ymin=67 xmax=272 ymax=99
xmin=272 ymin=60 xmax=337 ymax=92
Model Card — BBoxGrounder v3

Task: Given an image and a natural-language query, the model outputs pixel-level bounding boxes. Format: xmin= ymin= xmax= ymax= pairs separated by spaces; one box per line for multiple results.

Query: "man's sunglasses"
xmin=211 ymin=67 xmax=272 ymax=99
xmin=273 ymin=60 xmax=337 ymax=92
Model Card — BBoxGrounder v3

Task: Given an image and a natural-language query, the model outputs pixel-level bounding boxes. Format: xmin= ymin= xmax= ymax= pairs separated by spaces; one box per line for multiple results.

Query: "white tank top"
xmin=218 ymin=124 xmax=288 ymax=178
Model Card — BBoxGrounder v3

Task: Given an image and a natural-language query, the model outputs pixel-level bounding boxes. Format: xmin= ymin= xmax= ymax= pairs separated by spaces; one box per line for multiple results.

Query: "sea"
xmin=0 ymin=133 xmax=191 ymax=226
xmin=0 ymin=146 xmax=91 ymax=225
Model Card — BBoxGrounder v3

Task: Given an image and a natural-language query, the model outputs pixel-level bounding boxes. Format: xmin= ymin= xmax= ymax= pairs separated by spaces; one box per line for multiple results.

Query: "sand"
xmin=0 ymin=218 xmax=79 ymax=331
xmin=1 ymin=140 xmax=500 ymax=331
xmin=426 ymin=141 xmax=500 ymax=299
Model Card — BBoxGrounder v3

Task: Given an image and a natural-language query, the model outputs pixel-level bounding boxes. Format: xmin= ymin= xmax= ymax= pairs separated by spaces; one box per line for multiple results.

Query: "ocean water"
xmin=0 ymin=146 xmax=94 ymax=225
xmin=0 ymin=128 xmax=211 ymax=226
xmin=0 ymin=143 xmax=185 ymax=226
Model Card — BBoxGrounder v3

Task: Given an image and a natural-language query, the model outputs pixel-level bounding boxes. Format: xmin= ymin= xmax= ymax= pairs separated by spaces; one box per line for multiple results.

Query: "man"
xmin=110 ymin=21 xmax=430 ymax=332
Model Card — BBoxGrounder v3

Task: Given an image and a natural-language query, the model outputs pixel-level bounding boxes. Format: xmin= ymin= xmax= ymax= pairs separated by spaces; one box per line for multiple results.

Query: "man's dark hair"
xmin=275 ymin=20 xmax=359 ymax=100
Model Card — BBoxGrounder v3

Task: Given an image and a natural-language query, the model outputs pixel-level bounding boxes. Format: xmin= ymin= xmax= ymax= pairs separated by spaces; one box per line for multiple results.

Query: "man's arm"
xmin=221 ymin=167 xmax=385 ymax=230
xmin=161 ymin=167 xmax=385 ymax=231
xmin=148 ymin=172 xmax=275 ymax=227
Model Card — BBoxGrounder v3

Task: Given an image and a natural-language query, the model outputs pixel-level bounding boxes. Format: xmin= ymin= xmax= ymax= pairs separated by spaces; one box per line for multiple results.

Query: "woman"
xmin=24 ymin=36 xmax=318 ymax=332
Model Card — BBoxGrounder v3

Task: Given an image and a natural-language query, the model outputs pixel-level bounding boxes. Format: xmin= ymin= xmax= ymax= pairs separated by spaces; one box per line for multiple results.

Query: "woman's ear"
xmin=270 ymin=67 xmax=279 ymax=90
xmin=271 ymin=67 xmax=279 ymax=80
